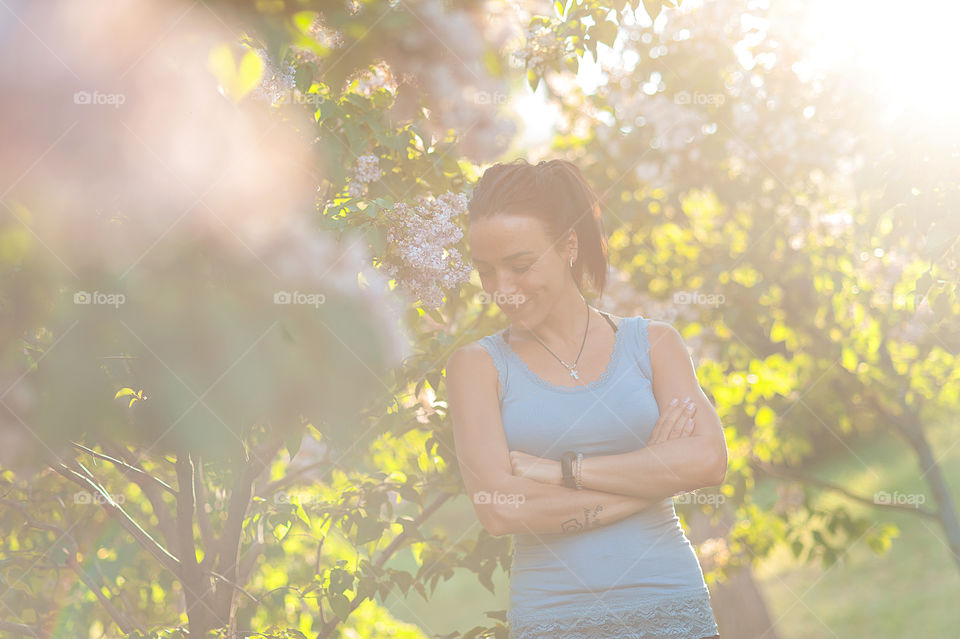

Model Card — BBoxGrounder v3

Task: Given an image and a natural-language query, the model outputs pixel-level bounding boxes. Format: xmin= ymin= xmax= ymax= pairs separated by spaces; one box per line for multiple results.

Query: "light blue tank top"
xmin=477 ymin=314 xmax=720 ymax=639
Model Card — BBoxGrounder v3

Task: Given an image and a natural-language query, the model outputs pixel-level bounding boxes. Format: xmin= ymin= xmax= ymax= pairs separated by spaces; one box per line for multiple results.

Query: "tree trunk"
xmin=687 ymin=505 xmax=780 ymax=639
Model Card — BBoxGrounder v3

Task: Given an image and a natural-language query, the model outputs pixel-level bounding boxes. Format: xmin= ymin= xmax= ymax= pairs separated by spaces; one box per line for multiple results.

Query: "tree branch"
xmin=192 ymin=454 xmax=217 ymax=571
xmin=373 ymin=493 xmax=451 ymax=569
xmin=176 ymin=451 xmax=219 ymax=636
xmin=51 ymin=462 xmax=181 ymax=575
xmin=316 ymin=492 xmax=453 ymax=639
xmin=212 ymin=431 xmax=284 ymax=622
xmin=0 ymin=620 xmax=42 ymax=638
xmin=98 ymin=441 xmax=180 ymax=556
xmin=72 ymin=442 xmax=175 ymax=495
xmin=750 ymin=459 xmax=938 ymax=518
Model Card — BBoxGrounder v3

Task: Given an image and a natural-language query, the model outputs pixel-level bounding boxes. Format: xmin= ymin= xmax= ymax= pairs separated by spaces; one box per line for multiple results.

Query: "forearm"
xmin=492 ymin=474 xmax=663 ymax=537
xmin=579 ymin=435 xmax=722 ymax=499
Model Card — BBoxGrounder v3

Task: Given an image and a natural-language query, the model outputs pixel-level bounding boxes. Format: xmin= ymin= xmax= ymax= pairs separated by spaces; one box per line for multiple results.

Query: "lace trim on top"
xmin=635 ymin=315 xmax=653 ymax=383
xmin=492 ymin=316 xmax=629 ymax=394
xmin=508 ymin=587 xmax=719 ymax=639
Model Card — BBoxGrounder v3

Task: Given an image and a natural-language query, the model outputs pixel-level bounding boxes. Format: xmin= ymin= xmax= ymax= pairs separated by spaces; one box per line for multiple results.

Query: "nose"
xmin=486 ymin=272 xmax=524 ymax=308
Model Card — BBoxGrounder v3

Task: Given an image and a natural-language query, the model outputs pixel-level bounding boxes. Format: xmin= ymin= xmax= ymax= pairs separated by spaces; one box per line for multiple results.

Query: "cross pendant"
xmin=568 ymin=368 xmax=579 ymax=380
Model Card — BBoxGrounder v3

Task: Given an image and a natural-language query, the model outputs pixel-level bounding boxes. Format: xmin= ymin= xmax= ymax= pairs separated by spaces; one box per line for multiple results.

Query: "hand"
xmin=648 ymin=395 xmax=697 ymax=445
xmin=509 ymin=450 xmax=563 ymax=485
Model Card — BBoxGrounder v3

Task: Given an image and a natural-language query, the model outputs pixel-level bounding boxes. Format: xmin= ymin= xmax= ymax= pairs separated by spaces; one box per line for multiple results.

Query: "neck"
xmin=509 ymin=286 xmax=592 ymax=348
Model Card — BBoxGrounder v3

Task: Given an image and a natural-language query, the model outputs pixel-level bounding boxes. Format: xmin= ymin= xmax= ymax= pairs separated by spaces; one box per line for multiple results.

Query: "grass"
xmin=382 ymin=421 xmax=960 ymax=638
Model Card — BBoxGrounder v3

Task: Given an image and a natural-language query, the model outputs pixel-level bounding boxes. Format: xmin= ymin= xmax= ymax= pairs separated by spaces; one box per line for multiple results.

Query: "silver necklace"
xmin=508 ymin=301 xmax=591 ymax=380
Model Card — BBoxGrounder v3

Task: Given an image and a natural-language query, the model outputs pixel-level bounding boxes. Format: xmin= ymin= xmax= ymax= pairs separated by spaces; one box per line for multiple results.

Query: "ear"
xmin=565 ymin=229 xmax=579 ymax=264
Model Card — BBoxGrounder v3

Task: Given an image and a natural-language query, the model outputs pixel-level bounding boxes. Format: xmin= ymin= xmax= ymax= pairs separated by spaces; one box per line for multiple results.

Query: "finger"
xmin=656 ymin=397 xmax=689 ymax=443
xmin=650 ymin=396 xmax=679 ymax=444
xmin=666 ymin=398 xmax=696 ymax=440
xmin=680 ymin=414 xmax=696 ymax=437
xmin=656 ymin=398 xmax=688 ymax=443
xmin=671 ymin=400 xmax=696 ymax=439
xmin=651 ymin=396 xmax=684 ymax=444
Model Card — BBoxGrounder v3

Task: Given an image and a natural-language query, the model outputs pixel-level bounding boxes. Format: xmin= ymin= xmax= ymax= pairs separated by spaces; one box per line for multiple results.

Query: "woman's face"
xmin=468 ymin=214 xmax=575 ymax=321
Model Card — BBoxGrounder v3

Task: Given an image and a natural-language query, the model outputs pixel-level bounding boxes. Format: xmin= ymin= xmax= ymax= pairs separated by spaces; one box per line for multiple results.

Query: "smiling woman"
xmin=446 ymin=158 xmax=724 ymax=639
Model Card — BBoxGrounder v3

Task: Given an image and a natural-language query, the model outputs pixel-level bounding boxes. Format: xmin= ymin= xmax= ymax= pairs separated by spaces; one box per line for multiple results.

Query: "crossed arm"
xmin=445 ymin=321 xmax=728 ymax=538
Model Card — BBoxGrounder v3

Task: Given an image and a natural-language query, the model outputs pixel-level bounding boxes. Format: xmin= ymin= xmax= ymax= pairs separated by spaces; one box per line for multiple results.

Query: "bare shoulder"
xmin=444 ymin=340 xmax=503 ymax=433
xmin=645 ymin=319 xmax=686 ymax=360
xmin=646 ymin=319 xmax=680 ymax=342
xmin=444 ymin=340 xmax=498 ymax=385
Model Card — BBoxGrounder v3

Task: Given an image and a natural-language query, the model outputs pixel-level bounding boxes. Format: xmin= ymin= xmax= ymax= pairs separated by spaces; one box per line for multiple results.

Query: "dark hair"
xmin=466 ymin=158 xmax=608 ymax=297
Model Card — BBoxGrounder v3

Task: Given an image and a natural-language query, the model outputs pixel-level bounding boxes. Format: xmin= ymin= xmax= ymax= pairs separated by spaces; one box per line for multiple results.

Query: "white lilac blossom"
xmin=308 ymin=13 xmax=345 ymax=49
xmin=250 ymin=47 xmax=296 ymax=105
xmin=353 ymin=154 xmax=382 ymax=183
xmin=346 ymin=181 xmax=368 ymax=198
xmin=353 ymin=60 xmax=398 ymax=96
xmin=380 ymin=191 xmax=472 ymax=308
xmin=511 ymin=21 xmax=570 ymax=71
xmin=346 ymin=154 xmax=382 ymax=198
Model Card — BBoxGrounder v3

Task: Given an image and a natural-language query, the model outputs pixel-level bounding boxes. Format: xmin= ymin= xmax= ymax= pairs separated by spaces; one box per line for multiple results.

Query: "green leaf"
xmin=295 ymin=501 xmax=311 ymax=528
xmin=790 ymin=539 xmax=804 ymax=558
xmin=585 ymin=37 xmax=597 ymax=61
xmin=284 ymin=428 xmax=303 ymax=461
xmin=328 ymin=592 xmax=351 ymax=620
xmin=389 ymin=568 xmax=413 ymax=594
xmin=294 ymin=63 xmax=313 ymax=94
xmin=755 ymin=405 xmax=776 ymax=428
xmin=591 ymin=19 xmax=619 ymax=48
xmin=914 ymin=271 xmax=934 ymax=311
xmin=932 ymin=285 xmax=954 ymax=320
xmin=208 ymin=44 xmax=264 ymax=102
xmin=841 ymin=347 xmax=859 ymax=372
xmin=272 ymin=521 xmax=290 ymax=542
xmin=527 ymin=68 xmax=541 ymax=92
xmin=235 ymin=49 xmax=267 ymax=100
xmin=355 ymin=515 xmax=384 ymax=544
xmin=642 ymin=0 xmax=663 ymax=21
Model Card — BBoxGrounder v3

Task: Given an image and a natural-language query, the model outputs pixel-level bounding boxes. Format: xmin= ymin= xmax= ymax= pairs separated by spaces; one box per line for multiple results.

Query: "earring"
xmin=569 ymin=257 xmax=574 ymax=267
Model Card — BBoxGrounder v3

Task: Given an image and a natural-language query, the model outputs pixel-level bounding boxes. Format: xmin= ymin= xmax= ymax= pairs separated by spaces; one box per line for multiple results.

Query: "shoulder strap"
xmin=598 ymin=310 xmax=618 ymax=333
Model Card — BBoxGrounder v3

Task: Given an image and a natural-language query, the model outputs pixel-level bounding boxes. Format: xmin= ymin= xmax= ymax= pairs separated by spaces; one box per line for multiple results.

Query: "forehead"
xmin=469 ymin=215 xmax=550 ymax=261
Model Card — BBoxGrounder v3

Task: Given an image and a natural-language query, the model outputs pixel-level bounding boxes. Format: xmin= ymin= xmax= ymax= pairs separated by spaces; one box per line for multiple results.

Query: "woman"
xmin=446 ymin=158 xmax=727 ymax=639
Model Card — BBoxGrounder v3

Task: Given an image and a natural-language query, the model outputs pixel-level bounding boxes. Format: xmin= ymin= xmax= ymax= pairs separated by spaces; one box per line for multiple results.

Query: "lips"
xmin=503 ymin=295 xmax=530 ymax=312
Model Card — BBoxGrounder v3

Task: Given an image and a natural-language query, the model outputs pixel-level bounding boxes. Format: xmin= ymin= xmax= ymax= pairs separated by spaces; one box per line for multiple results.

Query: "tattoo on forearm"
xmin=560 ymin=517 xmax=582 ymax=533
xmin=559 ymin=504 xmax=604 ymax=534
